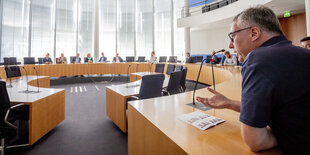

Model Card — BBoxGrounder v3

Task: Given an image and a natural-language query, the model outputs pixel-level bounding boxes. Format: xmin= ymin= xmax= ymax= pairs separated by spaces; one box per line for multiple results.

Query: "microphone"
xmin=213 ymin=49 xmax=225 ymax=54
xmin=186 ymin=58 xmax=212 ymax=111
xmin=22 ymin=66 xmax=29 ymax=92
xmin=33 ymin=67 xmax=40 ymax=93
xmin=126 ymin=65 xmax=131 ymax=87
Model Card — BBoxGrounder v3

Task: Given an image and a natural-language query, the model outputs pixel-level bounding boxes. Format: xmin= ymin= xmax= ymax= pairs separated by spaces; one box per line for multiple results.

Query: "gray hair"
xmin=234 ymin=6 xmax=283 ymax=35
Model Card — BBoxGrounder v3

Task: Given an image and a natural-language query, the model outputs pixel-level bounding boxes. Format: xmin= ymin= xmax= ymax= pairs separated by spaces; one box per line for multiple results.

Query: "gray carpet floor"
xmin=6 ymin=76 xmax=207 ymax=155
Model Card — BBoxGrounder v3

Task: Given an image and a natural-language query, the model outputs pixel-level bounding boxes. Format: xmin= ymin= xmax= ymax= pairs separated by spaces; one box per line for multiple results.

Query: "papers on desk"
xmin=177 ymin=111 xmax=225 ymax=130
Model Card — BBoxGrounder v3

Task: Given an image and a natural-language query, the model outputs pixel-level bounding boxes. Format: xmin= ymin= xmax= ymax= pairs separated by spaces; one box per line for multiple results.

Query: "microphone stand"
xmin=33 ymin=67 xmax=40 ymax=93
xmin=22 ymin=66 xmax=29 ymax=92
xmin=126 ymin=65 xmax=131 ymax=88
xmin=186 ymin=58 xmax=212 ymax=111
xmin=135 ymin=64 xmax=140 ymax=86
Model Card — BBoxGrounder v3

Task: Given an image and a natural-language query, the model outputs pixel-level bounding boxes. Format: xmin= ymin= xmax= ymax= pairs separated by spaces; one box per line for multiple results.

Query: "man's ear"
xmin=251 ymin=27 xmax=261 ymax=41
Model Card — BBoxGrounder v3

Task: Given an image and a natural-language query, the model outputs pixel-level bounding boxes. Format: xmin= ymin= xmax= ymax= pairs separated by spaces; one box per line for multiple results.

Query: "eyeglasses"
xmin=228 ymin=27 xmax=252 ymax=43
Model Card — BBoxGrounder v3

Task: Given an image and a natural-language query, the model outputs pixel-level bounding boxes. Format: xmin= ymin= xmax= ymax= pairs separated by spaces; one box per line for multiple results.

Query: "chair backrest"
xmin=5 ymin=66 xmax=21 ymax=78
xmin=139 ymin=74 xmax=165 ymax=99
xmin=194 ymin=56 xmax=203 ymax=63
xmin=0 ymin=81 xmax=11 ymax=126
xmin=24 ymin=57 xmax=35 ymax=65
xmin=84 ymin=57 xmax=88 ymax=63
xmin=206 ymin=56 xmax=212 ymax=63
xmin=166 ymin=64 xmax=175 ymax=75
xmin=137 ymin=56 xmax=145 ymax=62
xmin=166 ymin=71 xmax=183 ymax=94
xmin=38 ymin=58 xmax=44 ymax=64
xmin=126 ymin=56 xmax=135 ymax=62
xmin=221 ymin=56 xmax=226 ymax=64
xmin=175 ymin=65 xmax=183 ymax=71
xmin=155 ymin=64 xmax=165 ymax=73
xmin=168 ymin=56 xmax=177 ymax=63
xmin=4 ymin=57 xmax=17 ymax=65
xmin=70 ymin=56 xmax=75 ymax=63
xmin=159 ymin=56 xmax=167 ymax=62
xmin=180 ymin=67 xmax=187 ymax=92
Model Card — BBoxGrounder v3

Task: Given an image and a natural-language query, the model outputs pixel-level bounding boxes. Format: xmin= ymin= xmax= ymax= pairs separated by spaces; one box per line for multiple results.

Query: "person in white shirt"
xmin=223 ymin=51 xmax=237 ymax=66
xmin=112 ymin=53 xmax=123 ymax=62
xmin=149 ymin=51 xmax=157 ymax=63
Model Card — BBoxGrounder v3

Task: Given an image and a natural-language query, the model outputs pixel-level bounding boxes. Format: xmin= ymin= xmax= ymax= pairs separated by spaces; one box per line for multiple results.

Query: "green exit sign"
xmin=284 ymin=11 xmax=291 ymax=17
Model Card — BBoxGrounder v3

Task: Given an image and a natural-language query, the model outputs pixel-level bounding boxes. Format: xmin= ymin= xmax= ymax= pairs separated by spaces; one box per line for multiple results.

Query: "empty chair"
xmin=5 ymin=66 xmax=21 ymax=79
xmin=180 ymin=67 xmax=187 ymax=92
xmin=168 ymin=56 xmax=177 ymax=63
xmin=3 ymin=57 xmax=17 ymax=65
xmin=166 ymin=64 xmax=175 ymax=75
xmin=194 ymin=56 xmax=203 ymax=63
xmin=0 ymin=81 xmax=29 ymax=154
xmin=23 ymin=57 xmax=35 ymax=65
xmin=134 ymin=74 xmax=165 ymax=100
xmin=126 ymin=56 xmax=135 ymax=62
xmin=163 ymin=71 xmax=183 ymax=95
xmin=137 ymin=56 xmax=145 ymax=62
xmin=155 ymin=64 xmax=165 ymax=73
xmin=159 ymin=56 xmax=167 ymax=62
xmin=37 ymin=58 xmax=44 ymax=64
xmin=175 ymin=65 xmax=183 ymax=71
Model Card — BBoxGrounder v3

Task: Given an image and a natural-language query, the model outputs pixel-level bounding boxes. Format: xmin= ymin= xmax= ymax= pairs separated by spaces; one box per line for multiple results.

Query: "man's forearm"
xmin=227 ymin=100 xmax=241 ymax=112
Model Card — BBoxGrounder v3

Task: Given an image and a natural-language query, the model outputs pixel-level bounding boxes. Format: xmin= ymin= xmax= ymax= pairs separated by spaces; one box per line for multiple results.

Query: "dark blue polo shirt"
xmin=240 ymin=35 xmax=310 ymax=154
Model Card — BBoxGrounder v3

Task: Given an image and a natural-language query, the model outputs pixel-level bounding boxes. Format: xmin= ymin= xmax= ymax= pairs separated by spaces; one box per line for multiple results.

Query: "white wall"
xmin=190 ymin=26 xmax=233 ymax=54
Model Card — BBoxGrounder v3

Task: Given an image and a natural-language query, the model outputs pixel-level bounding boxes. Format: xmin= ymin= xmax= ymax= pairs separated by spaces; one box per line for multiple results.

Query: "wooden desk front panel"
xmin=29 ymin=90 xmax=65 ymax=144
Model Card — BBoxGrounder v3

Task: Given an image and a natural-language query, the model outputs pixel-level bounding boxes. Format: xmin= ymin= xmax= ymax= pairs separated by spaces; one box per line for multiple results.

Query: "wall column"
xmin=184 ymin=0 xmax=191 ymax=54
xmin=306 ymin=0 xmax=310 ymax=36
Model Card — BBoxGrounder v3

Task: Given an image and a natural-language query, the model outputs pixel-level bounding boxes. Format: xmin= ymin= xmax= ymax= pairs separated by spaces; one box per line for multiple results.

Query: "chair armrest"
xmin=10 ymin=103 xmax=25 ymax=110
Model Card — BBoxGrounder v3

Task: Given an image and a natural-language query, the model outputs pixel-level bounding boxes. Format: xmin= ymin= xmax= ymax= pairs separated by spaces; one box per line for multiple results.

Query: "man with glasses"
xmin=197 ymin=6 xmax=310 ymax=154
xmin=300 ymin=36 xmax=310 ymax=50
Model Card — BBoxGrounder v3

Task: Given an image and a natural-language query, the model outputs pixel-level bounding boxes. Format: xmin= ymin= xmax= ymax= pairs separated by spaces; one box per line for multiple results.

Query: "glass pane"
xmin=174 ymin=0 xmax=185 ymax=61
xmin=117 ymin=0 xmax=134 ymax=58
xmin=99 ymin=0 xmax=116 ymax=61
xmin=154 ymin=0 xmax=172 ymax=57
xmin=135 ymin=0 xmax=153 ymax=59
xmin=55 ymin=0 xmax=77 ymax=60
xmin=1 ymin=0 xmax=29 ymax=62
xmin=78 ymin=0 xmax=95 ymax=60
xmin=31 ymin=0 xmax=55 ymax=61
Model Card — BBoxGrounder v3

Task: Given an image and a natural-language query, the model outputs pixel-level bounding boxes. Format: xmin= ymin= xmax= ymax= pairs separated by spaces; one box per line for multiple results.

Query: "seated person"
xmin=223 ymin=51 xmax=237 ymax=66
xmin=211 ymin=51 xmax=220 ymax=64
xmin=185 ymin=52 xmax=194 ymax=63
xmin=85 ymin=53 xmax=93 ymax=63
xmin=149 ymin=51 xmax=157 ymax=63
xmin=98 ymin=52 xmax=107 ymax=62
xmin=43 ymin=53 xmax=53 ymax=64
xmin=72 ymin=53 xmax=81 ymax=64
xmin=57 ymin=53 xmax=67 ymax=64
xmin=112 ymin=53 xmax=123 ymax=62
xmin=300 ymin=36 xmax=310 ymax=50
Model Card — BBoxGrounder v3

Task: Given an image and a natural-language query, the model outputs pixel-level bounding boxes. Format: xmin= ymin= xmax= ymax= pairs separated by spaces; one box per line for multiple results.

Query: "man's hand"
xmin=196 ymin=87 xmax=240 ymax=112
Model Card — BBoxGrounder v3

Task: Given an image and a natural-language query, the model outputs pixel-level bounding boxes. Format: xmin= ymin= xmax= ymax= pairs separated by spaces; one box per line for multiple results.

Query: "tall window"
xmin=174 ymin=0 xmax=185 ymax=61
xmin=154 ymin=0 xmax=172 ymax=57
xmin=77 ymin=0 xmax=95 ymax=59
xmin=99 ymin=0 xmax=116 ymax=60
xmin=117 ymin=0 xmax=134 ymax=57
xmin=31 ymin=0 xmax=55 ymax=60
xmin=135 ymin=0 xmax=153 ymax=59
xmin=55 ymin=0 xmax=77 ymax=59
xmin=1 ymin=0 xmax=29 ymax=62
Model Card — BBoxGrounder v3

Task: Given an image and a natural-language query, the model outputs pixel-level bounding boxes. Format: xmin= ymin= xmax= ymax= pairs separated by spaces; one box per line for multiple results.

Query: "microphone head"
xmin=221 ymin=49 xmax=225 ymax=52
xmin=33 ymin=67 xmax=36 ymax=69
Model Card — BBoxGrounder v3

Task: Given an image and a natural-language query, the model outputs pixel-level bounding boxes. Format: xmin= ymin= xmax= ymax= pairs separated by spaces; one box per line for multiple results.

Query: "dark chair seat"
xmin=163 ymin=71 xmax=183 ymax=95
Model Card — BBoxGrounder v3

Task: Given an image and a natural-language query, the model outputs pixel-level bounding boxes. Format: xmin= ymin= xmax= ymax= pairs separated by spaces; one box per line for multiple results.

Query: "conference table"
xmin=0 ymin=62 xmax=280 ymax=154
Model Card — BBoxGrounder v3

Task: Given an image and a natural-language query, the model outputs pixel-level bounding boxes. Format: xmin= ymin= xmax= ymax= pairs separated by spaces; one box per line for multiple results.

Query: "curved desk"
xmin=1 ymin=76 xmax=65 ymax=145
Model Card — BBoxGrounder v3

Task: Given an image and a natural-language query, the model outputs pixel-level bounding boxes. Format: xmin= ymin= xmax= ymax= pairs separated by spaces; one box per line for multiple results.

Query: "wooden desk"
xmin=128 ymin=65 xmax=280 ymax=155
xmin=106 ymin=72 xmax=169 ymax=133
xmin=2 ymin=76 xmax=65 ymax=145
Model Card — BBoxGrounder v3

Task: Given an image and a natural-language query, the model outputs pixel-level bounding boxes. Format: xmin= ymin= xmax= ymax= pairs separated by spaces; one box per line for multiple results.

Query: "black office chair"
xmin=0 ymin=81 xmax=29 ymax=154
xmin=23 ymin=57 xmax=35 ymax=65
xmin=175 ymin=65 xmax=183 ymax=71
xmin=37 ymin=58 xmax=44 ymax=64
xmin=128 ymin=74 xmax=165 ymax=101
xmin=137 ymin=56 xmax=145 ymax=62
xmin=155 ymin=64 xmax=165 ymax=73
xmin=166 ymin=64 xmax=175 ymax=75
xmin=3 ymin=57 xmax=17 ymax=66
xmin=126 ymin=56 xmax=135 ymax=62
xmin=163 ymin=71 xmax=183 ymax=95
xmin=159 ymin=56 xmax=167 ymax=62
xmin=180 ymin=67 xmax=187 ymax=92
xmin=168 ymin=56 xmax=177 ymax=63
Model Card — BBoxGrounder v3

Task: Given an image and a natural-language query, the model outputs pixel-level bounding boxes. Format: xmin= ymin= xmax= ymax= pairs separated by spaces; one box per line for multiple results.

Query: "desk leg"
xmin=128 ymin=104 xmax=187 ymax=155
xmin=106 ymin=88 xmax=127 ymax=133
